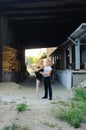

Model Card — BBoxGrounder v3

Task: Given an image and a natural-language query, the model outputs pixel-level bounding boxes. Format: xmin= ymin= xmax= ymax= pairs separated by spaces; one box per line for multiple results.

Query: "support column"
xmin=0 ymin=15 xmax=8 ymax=44
xmin=0 ymin=15 xmax=8 ymax=81
xmin=0 ymin=15 xmax=4 ymax=81
xmin=75 ymin=39 xmax=80 ymax=70
xmin=52 ymin=56 xmax=54 ymax=64
xmin=0 ymin=43 xmax=2 ymax=81
xmin=69 ymin=46 xmax=72 ymax=69
xmin=54 ymin=55 xmax=55 ymax=64
xmin=69 ymin=46 xmax=72 ymax=64
xmin=63 ymin=50 xmax=66 ymax=69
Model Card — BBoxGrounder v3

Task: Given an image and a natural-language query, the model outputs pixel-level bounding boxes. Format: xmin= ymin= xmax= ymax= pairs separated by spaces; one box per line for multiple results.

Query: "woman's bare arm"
xmin=37 ymin=65 xmax=44 ymax=71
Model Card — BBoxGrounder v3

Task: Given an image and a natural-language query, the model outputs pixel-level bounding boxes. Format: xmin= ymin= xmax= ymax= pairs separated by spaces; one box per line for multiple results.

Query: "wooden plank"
xmin=2 ymin=44 xmax=19 ymax=72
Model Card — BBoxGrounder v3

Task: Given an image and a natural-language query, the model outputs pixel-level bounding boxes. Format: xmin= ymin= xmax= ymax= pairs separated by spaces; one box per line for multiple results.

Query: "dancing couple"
xmin=29 ymin=58 xmax=52 ymax=100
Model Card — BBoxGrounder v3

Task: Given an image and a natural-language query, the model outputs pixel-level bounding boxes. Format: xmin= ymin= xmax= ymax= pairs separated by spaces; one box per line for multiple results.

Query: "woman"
xmin=29 ymin=58 xmax=44 ymax=94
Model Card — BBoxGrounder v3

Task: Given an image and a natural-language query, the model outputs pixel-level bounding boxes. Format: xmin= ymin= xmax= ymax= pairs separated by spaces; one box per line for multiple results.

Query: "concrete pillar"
xmin=55 ymin=55 xmax=56 ymax=64
xmin=69 ymin=46 xmax=72 ymax=64
xmin=75 ymin=39 xmax=80 ymax=70
xmin=52 ymin=56 xmax=54 ymax=64
xmin=0 ymin=43 xmax=2 ymax=81
xmin=0 ymin=15 xmax=8 ymax=81
xmin=54 ymin=55 xmax=55 ymax=64
xmin=63 ymin=50 xmax=66 ymax=69
xmin=0 ymin=15 xmax=8 ymax=44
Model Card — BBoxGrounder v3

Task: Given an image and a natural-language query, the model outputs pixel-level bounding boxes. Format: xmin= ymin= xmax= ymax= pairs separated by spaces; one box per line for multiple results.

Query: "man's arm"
xmin=40 ymin=70 xmax=52 ymax=76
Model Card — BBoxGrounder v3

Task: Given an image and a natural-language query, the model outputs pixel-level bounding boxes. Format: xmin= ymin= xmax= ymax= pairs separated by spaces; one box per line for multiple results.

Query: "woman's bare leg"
xmin=36 ymin=79 xmax=40 ymax=94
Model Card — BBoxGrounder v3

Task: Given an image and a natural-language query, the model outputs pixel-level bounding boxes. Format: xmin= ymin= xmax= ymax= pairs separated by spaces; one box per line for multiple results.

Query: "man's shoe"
xmin=49 ymin=98 xmax=52 ymax=100
xmin=42 ymin=97 xmax=47 ymax=99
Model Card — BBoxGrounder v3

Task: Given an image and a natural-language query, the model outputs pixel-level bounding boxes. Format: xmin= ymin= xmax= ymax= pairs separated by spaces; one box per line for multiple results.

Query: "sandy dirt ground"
xmin=0 ymin=76 xmax=85 ymax=130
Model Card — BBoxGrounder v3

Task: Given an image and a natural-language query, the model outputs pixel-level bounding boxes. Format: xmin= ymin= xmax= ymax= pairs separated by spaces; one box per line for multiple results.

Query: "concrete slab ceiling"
xmin=0 ymin=0 xmax=86 ymax=48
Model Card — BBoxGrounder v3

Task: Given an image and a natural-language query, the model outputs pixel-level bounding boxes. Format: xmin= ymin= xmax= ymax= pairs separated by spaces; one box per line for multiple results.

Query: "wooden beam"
xmin=0 ymin=1 xmax=61 ymax=10
xmin=80 ymin=43 xmax=86 ymax=45
xmin=0 ymin=0 xmax=83 ymax=2
xmin=8 ymin=12 xmax=86 ymax=21
xmin=0 ymin=0 xmax=86 ymax=11
xmin=3 ymin=8 xmax=58 ymax=15
xmin=2 ymin=6 xmax=86 ymax=16
xmin=8 ymin=14 xmax=57 ymax=21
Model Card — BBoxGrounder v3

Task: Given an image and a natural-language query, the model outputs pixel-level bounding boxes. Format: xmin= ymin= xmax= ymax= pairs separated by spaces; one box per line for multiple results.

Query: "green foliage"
xmin=51 ymin=101 xmax=58 ymax=104
xmin=39 ymin=52 xmax=47 ymax=59
xmin=21 ymin=128 xmax=28 ymax=130
xmin=17 ymin=103 xmax=27 ymax=112
xmin=53 ymin=88 xmax=86 ymax=128
xmin=57 ymin=103 xmax=82 ymax=128
xmin=25 ymin=56 xmax=38 ymax=64
xmin=4 ymin=126 xmax=10 ymax=130
xmin=43 ymin=122 xmax=58 ymax=128
xmin=73 ymin=87 xmax=86 ymax=101
xmin=4 ymin=124 xmax=19 ymax=130
xmin=4 ymin=124 xmax=28 ymax=130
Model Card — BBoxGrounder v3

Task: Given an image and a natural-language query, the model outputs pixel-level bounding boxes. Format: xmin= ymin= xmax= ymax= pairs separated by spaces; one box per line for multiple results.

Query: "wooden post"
xmin=75 ymin=39 xmax=80 ymax=70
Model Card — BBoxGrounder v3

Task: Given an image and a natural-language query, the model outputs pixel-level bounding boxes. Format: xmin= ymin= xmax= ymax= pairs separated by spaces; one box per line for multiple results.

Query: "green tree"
xmin=25 ymin=56 xmax=38 ymax=64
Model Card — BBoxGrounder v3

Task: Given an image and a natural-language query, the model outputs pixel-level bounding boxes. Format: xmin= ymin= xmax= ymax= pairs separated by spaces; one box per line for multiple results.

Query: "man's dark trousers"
xmin=44 ymin=77 xmax=52 ymax=99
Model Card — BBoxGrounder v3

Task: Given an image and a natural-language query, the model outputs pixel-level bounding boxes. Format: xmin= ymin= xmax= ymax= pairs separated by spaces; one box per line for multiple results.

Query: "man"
xmin=40 ymin=59 xmax=52 ymax=100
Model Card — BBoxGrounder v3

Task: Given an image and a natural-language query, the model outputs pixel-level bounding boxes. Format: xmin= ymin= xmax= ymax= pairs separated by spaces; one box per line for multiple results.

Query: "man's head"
xmin=46 ymin=59 xmax=51 ymax=66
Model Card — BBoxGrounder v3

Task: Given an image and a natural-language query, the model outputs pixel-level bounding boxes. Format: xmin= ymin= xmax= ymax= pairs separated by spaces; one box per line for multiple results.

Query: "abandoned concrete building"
xmin=51 ymin=23 xmax=86 ymax=89
xmin=0 ymin=0 xmax=86 ymax=89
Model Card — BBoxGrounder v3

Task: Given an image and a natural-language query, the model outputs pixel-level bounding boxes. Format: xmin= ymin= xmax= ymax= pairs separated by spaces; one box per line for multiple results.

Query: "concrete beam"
xmin=70 ymin=23 xmax=86 ymax=39
xmin=68 ymin=37 xmax=76 ymax=45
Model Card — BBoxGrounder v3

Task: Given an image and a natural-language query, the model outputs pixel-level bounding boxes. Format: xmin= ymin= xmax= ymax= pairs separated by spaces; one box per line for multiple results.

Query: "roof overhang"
xmin=51 ymin=23 xmax=86 ymax=56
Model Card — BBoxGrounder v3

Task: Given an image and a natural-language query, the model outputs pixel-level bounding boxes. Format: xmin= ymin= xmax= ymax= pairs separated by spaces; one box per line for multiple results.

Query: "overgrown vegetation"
xmin=43 ymin=122 xmax=58 ymax=128
xmin=53 ymin=87 xmax=86 ymax=128
xmin=17 ymin=103 xmax=27 ymax=112
xmin=4 ymin=103 xmax=28 ymax=130
xmin=4 ymin=123 xmax=28 ymax=130
xmin=4 ymin=124 xmax=19 ymax=130
xmin=43 ymin=122 xmax=62 ymax=129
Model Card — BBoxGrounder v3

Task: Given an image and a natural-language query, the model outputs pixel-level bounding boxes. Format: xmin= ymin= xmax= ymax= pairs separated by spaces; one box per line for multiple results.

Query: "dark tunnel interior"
xmin=0 ymin=0 xmax=86 ymax=82
xmin=0 ymin=0 xmax=86 ymax=49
